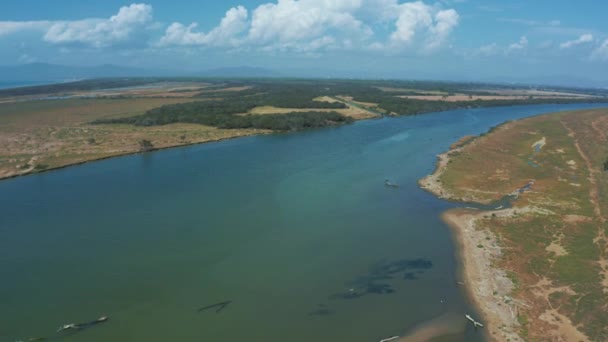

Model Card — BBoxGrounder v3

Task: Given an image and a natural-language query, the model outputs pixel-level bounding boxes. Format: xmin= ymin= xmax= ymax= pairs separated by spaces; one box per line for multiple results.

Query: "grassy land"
xmin=2 ymin=78 xmax=608 ymax=181
xmin=429 ymin=109 xmax=608 ymax=341
xmin=0 ymin=97 xmax=268 ymax=179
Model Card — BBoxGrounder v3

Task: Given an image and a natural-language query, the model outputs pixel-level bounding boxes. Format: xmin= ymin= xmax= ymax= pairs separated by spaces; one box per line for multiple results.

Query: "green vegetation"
xmin=138 ymin=139 xmax=155 ymax=152
xmin=434 ymin=109 xmax=608 ymax=340
xmin=83 ymin=79 xmax=608 ymax=131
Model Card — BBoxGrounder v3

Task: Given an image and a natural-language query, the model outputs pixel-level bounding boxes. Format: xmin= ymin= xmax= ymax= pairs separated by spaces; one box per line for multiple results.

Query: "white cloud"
xmin=591 ymin=39 xmax=608 ymax=61
xmin=0 ymin=21 xmax=51 ymax=37
xmin=426 ymin=9 xmax=459 ymax=50
xmin=159 ymin=6 xmax=249 ymax=47
xmin=559 ymin=33 xmax=593 ymax=49
xmin=1 ymin=1 xmax=460 ymax=55
xmin=477 ymin=42 xmax=499 ymax=56
xmin=0 ymin=4 xmax=153 ymax=48
xmin=499 ymin=18 xmax=561 ymax=27
xmin=508 ymin=36 xmax=528 ymax=50
xmin=159 ymin=0 xmax=459 ymax=53
xmin=390 ymin=2 xmax=459 ymax=51
xmin=390 ymin=2 xmax=433 ymax=44
xmin=43 ymin=4 xmax=153 ymax=47
xmin=247 ymin=0 xmax=371 ymax=51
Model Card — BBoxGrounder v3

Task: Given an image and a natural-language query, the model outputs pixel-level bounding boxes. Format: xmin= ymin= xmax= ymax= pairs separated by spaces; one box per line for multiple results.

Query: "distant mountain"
xmin=478 ymin=74 xmax=608 ymax=90
xmin=199 ymin=66 xmax=279 ymax=78
xmin=0 ymin=63 xmax=161 ymax=83
xmin=0 ymin=63 xmax=280 ymax=84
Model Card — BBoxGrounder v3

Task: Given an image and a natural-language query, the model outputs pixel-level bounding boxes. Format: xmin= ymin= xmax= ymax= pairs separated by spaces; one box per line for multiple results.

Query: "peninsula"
xmin=420 ymin=108 xmax=608 ymax=341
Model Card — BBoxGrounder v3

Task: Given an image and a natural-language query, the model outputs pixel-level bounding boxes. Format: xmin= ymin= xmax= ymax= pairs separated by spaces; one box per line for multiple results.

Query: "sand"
xmin=420 ymin=149 xmax=525 ymax=341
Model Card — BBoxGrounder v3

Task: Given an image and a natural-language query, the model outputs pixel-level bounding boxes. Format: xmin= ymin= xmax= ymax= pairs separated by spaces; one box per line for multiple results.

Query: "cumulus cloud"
xmin=0 ymin=4 xmax=153 ymax=48
xmin=159 ymin=6 xmax=248 ymax=47
xmin=559 ymin=33 xmax=593 ymax=49
xmin=1 ymin=1 xmax=460 ymax=55
xmin=247 ymin=0 xmax=371 ymax=50
xmin=591 ymin=39 xmax=608 ymax=61
xmin=43 ymin=4 xmax=153 ymax=47
xmin=159 ymin=0 xmax=459 ymax=53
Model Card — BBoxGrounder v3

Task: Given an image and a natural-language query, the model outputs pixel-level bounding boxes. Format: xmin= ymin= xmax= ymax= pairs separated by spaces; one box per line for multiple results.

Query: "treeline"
xmin=93 ymin=82 xmax=352 ymax=131
xmin=96 ymin=109 xmax=352 ymax=131
xmin=91 ymin=79 xmax=608 ymax=132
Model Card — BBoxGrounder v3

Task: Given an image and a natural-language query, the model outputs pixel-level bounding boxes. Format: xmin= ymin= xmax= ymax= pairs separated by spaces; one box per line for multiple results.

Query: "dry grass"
xmin=476 ymin=89 xmax=593 ymax=97
xmin=422 ymin=108 xmax=608 ymax=341
xmin=241 ymin=96 xmax=380 ymax=120
xmin=376 ymin=87 xmax=449 ymax=95
xmin=398 ymin=95 xmax=587 ymax=102
xmin=0 ymin=98 xmax=267 ymax=179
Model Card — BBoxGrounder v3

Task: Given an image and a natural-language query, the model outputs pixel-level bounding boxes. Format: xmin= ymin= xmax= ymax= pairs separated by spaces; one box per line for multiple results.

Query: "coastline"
xmin=0 ymin=129 xmax=271 ymax=181
xmin=420 ymin=147 xmax=523 ymax=342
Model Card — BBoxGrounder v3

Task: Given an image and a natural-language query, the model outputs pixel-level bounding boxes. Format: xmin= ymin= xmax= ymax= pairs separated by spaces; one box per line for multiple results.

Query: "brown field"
xmin=0 ymin=98 xmax=267 ymax=179
xmin=241 ymin=96 xmax=380 ymax=120
xmin=420 ymin=108 xmax=608 ymax=341
xmin=398 ymin=94 xmax=586 ymax=102
xmin=475 ymin=89 xmax=593 ymax=98
xmin=376 ymin=87 xmax=449 ymax=95
xmin=197 ymin=86 xmax=252 ymax=93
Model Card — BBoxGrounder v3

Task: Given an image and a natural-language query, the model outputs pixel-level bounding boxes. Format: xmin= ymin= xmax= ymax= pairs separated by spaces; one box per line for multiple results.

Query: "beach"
xmin=420 ymin=147 xmax=523 ymax=342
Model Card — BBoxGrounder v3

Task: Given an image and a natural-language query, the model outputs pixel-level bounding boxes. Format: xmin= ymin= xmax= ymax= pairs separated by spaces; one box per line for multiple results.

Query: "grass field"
xmin=242 ymin=96 xmax=380 ymax=120
xmin=0 ymin=98 xmax=267 ymax=179
xmin=431 ymin=109 xmax=608 ymax=341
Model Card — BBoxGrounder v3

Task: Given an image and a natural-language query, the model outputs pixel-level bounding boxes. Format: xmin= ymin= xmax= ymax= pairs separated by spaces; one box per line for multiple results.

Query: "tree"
xmin=139 ymin=139 xmax=154 ymax=152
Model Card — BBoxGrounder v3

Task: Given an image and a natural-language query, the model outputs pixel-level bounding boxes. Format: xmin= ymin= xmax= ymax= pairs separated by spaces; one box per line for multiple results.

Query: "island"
xmin=420 ymin=108 xmax=608 ymax=341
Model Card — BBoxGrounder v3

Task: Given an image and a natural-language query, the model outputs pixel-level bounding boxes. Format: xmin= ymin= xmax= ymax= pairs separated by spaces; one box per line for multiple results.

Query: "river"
xmin=1 ymin=103 xmax=606 ymax=342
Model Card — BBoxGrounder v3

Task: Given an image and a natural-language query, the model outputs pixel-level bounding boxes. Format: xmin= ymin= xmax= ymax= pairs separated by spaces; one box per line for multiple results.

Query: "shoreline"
xmin=0 ymin=130 xmax=272 ymax=181
xmin=4 ymin=102 xmax=606 ymax=183
xmin=420 ymin=145 xmax=523 ymax=342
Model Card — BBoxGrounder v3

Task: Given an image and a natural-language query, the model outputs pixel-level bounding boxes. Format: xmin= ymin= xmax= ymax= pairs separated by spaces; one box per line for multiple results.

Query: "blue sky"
xmin=1 ymin=0 xmax=607 ymax=83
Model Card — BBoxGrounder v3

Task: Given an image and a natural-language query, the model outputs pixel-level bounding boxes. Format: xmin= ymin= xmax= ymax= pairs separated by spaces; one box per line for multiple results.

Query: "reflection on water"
xmin=2 ymin=103 xmax=607 ymax=342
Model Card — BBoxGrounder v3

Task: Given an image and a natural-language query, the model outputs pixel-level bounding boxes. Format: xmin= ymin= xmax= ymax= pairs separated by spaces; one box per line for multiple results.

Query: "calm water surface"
xmin=1 ymin=104 xmax=606 ymax=342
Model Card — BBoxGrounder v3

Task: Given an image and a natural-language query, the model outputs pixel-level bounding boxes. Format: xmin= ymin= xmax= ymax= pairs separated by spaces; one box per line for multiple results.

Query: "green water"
xmin=1 ymin=104 xmax=606 ymax=342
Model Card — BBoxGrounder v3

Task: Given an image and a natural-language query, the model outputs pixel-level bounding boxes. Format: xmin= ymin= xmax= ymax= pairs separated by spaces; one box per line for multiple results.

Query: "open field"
xmin=2 ymin=78 xmax=608 ymax=181
xmin=475 ymin=89 xmax=594 ymax=98
xmin=241 ymin=96 xmax=380 ymax=120
xmin=0 ymin=98 xmax=267 ymax=179
xmin=398 ymin=94 xmax=589 ymax=102
xmin=420 ymin=108 xmax=608 ymax=341
xmin=0 ymin=82 xmax=254 ymax=104
xmin=376 ymin=87 xmax=450 ymax=95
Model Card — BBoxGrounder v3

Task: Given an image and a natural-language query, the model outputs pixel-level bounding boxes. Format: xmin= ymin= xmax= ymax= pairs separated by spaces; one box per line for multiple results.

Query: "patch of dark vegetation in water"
xmin=329 ymin=258 xmax=433 ymax=301
xmin=308 ymin=304 xmax=334 ymax=316
xmin=198 ymin=301 xmax=232 ymax=314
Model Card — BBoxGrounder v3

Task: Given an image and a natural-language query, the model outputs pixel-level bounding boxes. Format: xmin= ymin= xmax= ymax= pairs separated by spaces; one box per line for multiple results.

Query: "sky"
xmin=1 ymin=0 xmax=607 ymax=84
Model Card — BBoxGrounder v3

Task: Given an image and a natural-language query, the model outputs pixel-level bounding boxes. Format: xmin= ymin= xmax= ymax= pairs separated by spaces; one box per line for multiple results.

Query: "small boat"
xmin=465 ymin=314 xmax=484 ymax=328
xmin=379 ymin=336 xmax=399 ymax=342
xmin=385 ymin=179 xmax=399 ymax=188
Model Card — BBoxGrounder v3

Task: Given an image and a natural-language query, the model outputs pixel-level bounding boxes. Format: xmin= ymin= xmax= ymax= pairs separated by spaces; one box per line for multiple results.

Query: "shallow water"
xmin=1 ymin=103 xmax=606 ymax=342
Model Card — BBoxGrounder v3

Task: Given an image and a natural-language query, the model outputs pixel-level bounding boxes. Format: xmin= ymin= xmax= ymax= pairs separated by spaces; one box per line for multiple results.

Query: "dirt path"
xmin=560 ymin=118 xmax=608 ymax=295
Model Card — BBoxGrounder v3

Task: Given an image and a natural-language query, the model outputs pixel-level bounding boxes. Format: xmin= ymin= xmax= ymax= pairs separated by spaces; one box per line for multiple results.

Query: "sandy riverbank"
xmin=442 ymin=209 xmax=522 ymax=342
xmin=420 ymin=148 xmax=524 ymax=342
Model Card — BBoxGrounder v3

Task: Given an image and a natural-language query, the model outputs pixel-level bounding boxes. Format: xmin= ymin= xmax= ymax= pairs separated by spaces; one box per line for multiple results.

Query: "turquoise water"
xmin=1 ymin=104 xmax=606 ymax=342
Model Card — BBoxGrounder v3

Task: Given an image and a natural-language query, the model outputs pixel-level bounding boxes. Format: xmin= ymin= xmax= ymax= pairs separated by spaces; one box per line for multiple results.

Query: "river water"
xmin=1 ymin=103 xmax=606 ymax=342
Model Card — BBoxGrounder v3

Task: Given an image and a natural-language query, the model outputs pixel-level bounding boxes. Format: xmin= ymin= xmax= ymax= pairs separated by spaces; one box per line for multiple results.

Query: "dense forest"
xmin=90 ymin=79 xmax=608 ymax=131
